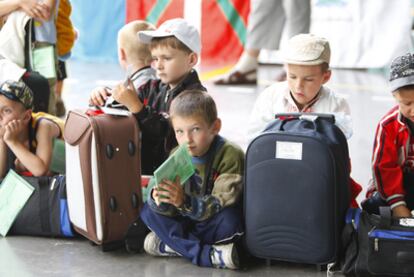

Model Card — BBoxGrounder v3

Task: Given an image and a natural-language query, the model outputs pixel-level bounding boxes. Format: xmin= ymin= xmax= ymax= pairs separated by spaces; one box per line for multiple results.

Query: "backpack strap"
xmin=24 ymin=19 xmax=35 ymax=71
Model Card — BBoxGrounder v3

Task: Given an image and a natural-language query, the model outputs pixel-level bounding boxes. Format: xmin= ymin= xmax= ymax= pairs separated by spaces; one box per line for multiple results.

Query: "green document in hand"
xmin=50 ymin=139 xmax=65 ymax=174
xmin=0 ymin=170 xmax=34 ymax=236
xmin=154 ymin=144 xmax=195 ymax=186
xmin=32 ymin=45 xmax=56 ymax=79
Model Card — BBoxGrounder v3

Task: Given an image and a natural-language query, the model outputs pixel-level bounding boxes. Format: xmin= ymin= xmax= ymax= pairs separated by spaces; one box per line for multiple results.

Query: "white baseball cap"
xmin=283 ymin=34 xmax=330 ymax=66
xmin=138 ymin=18 xmax=201 ymax=55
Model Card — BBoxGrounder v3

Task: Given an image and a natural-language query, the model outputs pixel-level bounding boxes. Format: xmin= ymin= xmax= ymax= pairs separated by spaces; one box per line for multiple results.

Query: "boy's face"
xmin=394 ymin=87 xmax=414 ymax=122
xmin=151 ymin=46 xmax=197 ymax=89
xmin=0 ymin=95 xmax=29 ymax=128
xmin=286 ymin=63 xmax=331 ymax=108
xmin=172 ymin=115 xmax=221 ymax=157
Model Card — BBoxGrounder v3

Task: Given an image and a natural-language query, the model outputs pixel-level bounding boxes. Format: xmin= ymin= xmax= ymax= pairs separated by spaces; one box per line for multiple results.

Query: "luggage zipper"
xmin=374 ymin=238 xmax=379 ymax=252
xmin=50 ymin=178 xmax=57 ymax=191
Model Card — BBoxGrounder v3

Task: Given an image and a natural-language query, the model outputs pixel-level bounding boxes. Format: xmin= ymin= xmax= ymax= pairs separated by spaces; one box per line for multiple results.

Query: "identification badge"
xmin=276 ymin=141 xmax=303 ymax=160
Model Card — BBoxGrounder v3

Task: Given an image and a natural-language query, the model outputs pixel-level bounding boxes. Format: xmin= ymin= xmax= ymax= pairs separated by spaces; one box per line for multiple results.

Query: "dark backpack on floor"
xmin=9 ymin=175 xmax=75 ymax=237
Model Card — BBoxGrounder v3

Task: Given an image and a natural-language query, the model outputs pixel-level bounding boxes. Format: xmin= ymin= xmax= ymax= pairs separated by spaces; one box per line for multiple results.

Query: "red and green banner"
xmin=126 ymin=0 xmax=249 ymax=67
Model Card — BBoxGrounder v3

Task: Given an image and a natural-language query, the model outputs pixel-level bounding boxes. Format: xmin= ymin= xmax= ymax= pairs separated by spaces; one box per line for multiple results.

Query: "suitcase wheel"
xmin=131 ymin=193 xmax=139 ymax=208
xmin=128 ymin=141 xmax=136 ymax=156
xmin=106 ymin=144 xmax=114 ymax=159
xmin=109 ymin=196 xmax=117 ymax=211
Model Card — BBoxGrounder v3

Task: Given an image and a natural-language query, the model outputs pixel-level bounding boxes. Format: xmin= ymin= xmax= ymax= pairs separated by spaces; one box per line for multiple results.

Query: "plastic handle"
xmin=275 ymin=112 xmax=335 ymax=123
xmin=274 ymin=112 xmax=335 ymax=131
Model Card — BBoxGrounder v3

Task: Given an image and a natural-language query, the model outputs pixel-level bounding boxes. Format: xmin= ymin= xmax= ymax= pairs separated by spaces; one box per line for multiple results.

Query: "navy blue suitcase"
xmin=244 ymin=113 xmax=350 ymax=265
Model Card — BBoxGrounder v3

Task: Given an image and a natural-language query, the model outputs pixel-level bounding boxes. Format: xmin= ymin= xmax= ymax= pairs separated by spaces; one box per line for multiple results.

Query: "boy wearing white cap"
xmin=247 ymin=34 xmax=361 ymax=207
xmin=106 ymin=18 xmax=206 ymax=175
xmin=247 ymin=33 xmax=352 ymax=140
xmin=364 ymin=53 xmax=414 ymax=218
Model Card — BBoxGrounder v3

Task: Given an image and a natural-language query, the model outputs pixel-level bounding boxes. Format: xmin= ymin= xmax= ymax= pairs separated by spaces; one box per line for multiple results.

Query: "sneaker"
xmin=210 ymin=243 xmax=239 ymax=270
xmin=143 ymin=232 xmax=180 ymax=257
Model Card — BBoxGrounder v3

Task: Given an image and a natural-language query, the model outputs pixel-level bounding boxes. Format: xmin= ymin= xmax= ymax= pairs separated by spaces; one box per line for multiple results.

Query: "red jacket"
xmin=372 ymin=106 xmax=414 ymax=209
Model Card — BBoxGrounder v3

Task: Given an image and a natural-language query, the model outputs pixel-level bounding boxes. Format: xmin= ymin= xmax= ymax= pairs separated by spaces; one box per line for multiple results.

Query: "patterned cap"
xmin=0 ymin=80 xmax=33 ymax=109
xmin=389 ymin=53 xmax=414 ymax=92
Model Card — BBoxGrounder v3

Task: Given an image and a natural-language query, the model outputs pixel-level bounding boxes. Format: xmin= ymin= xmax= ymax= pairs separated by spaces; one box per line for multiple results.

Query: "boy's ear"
xmin=119 ymin=47 xmax=127 ymax=63
xmin=212 ymin=118 xmax=221 ymax=134
xmin=188 ymin=52 xmax=198 ymax=67
xmin=22 ymin=109 xmax=32 ymax=123
xmin=322 ymin=69 xmax=332 ymax=84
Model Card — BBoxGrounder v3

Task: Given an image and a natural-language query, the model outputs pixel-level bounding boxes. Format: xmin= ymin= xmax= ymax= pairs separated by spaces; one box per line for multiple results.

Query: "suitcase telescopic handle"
xmin=275 ymin=113 xmax=335 ymax=123
xmin=274 ymin=113 xmax=335 ymax=131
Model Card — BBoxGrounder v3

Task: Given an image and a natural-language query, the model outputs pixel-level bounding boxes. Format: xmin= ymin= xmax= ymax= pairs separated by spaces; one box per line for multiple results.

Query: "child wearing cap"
xmin=363 ymin=53 xmax=414 ymax=218
xmin=140 ymin=90 xmax=244 ymax=269
xmin=247 ymin=33 xmax=361 ymax=207
xmin=248 ymin=33 xmax=352 ymax=139
xmin=89 ymin=20 xmax=157 ymax=107
xmin=107 ymin=18 xmax=206 ymax=175
xmin=0 ymin=80 xmax=64 ymax=178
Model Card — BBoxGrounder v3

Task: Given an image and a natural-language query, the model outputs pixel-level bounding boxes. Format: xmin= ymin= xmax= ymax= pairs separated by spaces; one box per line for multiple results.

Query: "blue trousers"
xmin=140 ymin=203 xmax=244 ymax=267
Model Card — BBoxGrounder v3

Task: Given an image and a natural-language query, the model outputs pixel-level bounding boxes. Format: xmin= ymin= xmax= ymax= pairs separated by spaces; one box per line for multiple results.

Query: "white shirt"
xmin=247 ymin=81 xmax=352 ymax=140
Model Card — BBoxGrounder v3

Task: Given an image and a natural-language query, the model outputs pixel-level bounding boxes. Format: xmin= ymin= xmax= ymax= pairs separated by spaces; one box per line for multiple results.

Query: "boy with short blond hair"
xmin=0 ymin=80 xmax=64 ymax=177
xmin=108 ymin=18 xmax=206 ymax=175
xmin=364 ymin=53 xmax=414 ymax=218
xmin=89 ymin=20 xmax=157 ymax=106
xmin=140 ymin=89 xmax=244 ymax=269
xmin=117 ymin=20 xmax=154 ymax=75
xmin=247 ymin=33 xmax=361 ymax=207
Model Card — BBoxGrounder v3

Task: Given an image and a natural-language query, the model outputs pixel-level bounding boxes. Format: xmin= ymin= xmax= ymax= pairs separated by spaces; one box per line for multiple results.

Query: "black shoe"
xmin=125 ymin=217 xmax=150 ymax=254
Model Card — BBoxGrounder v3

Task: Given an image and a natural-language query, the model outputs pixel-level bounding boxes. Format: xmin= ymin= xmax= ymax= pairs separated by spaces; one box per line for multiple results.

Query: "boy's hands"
xmin=19 ymin=0 xmax=50 ymax=21
xmin=112 ymin=80 xmax=143 ymax=113
xmin=152 ymin=176 xmax=184 ymax=208
xmin=392 ymin=205 xmax=412 ymax=218
xmin=3 ymin=119 xmax=25 ymax=143
xmin=89 ymin=87 xmax=112 ymax=106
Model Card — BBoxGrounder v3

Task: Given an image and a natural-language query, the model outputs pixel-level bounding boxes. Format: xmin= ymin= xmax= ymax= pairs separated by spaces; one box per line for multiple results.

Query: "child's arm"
xmin=146 ymin=177 xmax=182 ymax=217
xmin=247 ymin=86 xmax=277 ymax=140
xmin=4 ymin=119 xmax=59 ymax=176
xmin=0 ymin=0 xmax=49 ymax=20
xmin=372 ymin=123 xmax=409 ymax=216
xmin=89 ymin=86 xmax=112 ymax=106
xmin=184 ymin=146 xmax=244 ymax=221
xmin=392 ymin=205 xmax=412 ymax=218
xmin=38 ymin=0 xmax=55 ymax=20
xmin=331 ymin=96 xmax=353 ymax=139
xmin=114 ymin=80 xmax=171 ymax=140
xmin=154 ymin=178 xmax=184 ymax=208
xmin=111 ymin=81 xmax=143 ymax=113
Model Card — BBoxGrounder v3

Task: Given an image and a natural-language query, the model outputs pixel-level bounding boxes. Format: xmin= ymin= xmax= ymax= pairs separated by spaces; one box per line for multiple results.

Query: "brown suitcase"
xmin=64 ymin=109 xmax=141 ymax=250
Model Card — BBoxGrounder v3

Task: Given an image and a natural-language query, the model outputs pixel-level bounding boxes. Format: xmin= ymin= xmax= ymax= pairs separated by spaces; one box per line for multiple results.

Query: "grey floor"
xmin=0 ymin=61 xmax=394 ymax=276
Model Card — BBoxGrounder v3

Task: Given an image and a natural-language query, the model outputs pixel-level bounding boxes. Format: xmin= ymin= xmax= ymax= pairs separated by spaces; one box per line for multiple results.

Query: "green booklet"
xmin=50 ymin=139 xmax=65 ymax=174
xmin=32 ymin=45 xmax=56 ymax=79
xmin=0 ymin=170 xmax=34 ymax=236
xmin=154 ymin=144 xmax=195 ymax=186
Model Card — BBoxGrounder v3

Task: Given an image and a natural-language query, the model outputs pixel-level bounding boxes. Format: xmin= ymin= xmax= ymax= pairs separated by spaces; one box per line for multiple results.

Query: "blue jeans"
xmin=140 ymin=203 xmax=243 ymax=267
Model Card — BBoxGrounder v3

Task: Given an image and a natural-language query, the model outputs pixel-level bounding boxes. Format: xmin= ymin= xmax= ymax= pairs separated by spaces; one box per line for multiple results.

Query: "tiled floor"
xmin=0 ymin=60 xmax=395 ymax=276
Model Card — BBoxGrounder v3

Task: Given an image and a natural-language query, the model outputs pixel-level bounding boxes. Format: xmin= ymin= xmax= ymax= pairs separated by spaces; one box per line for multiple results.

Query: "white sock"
xmin=234 ymin=52 xmax=258 ymax=73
